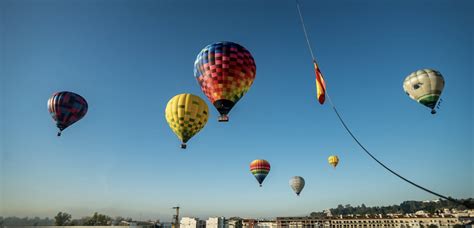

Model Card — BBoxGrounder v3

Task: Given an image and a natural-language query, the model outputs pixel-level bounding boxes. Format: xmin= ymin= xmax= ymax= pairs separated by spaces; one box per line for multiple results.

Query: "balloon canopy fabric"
xmin=289 ymin=176 xmax=305 ymax=196
xmin=165 ymin=93 xmax=209 ymax=149
xmin=194 ymin=41 xmax=256 ymax=122
xmin=250 ymin=159 xmax=271 ymax=187
xmin=328 ymin=155 xmax=340 ymax=168
xmin=403 ymin=69 xmax=445 ymax=114
xmin=47 ymin=91 xmax=88 ymax=136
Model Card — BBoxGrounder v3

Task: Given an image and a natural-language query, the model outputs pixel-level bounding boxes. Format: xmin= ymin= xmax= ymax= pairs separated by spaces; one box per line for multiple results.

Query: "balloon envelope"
xmin=250 ymin=159 xmax=270 ymax=187
xmin=289 ymin=176 xmax=305 ymax=196
xmin=47 ymin=91 xmax=88 ymax=136
xmin=194 ymin=41 xmax=256 ymax=122
xmin=328 ymin=155 xmax=339 ymax=168
xmin=165 ymin=94 xmax=209 ymax=148
xmin=403 ymin=69 xmax=444 ymax=114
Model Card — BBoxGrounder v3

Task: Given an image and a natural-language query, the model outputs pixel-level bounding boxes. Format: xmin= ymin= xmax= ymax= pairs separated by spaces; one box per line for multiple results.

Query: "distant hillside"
xmin=310 ymin=198 xmax=474 ymax=217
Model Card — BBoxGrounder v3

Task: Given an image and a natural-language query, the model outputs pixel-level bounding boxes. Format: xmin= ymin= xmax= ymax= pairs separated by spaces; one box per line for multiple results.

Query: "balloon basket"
xmin=181 ymin=143 xmax=187 ymax=149
xmin=218 ymin=115 xmax=229 ymax=122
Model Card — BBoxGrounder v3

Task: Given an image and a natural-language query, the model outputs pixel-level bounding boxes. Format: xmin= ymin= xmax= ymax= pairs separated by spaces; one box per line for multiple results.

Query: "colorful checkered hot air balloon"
xmin=165 ymin=94 xmax=209 ymax=149
xmin=47 ymin=91 xmax=88 ymax=136
xmin=250 ymin=159 xmax=270 ymax=187
xmin=194 ymin=41 xmax=256 ymax=122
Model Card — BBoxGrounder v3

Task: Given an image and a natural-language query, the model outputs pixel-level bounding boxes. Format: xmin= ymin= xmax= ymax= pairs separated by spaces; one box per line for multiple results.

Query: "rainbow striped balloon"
xmin=250 ymin=159 xmax=270 ymax=187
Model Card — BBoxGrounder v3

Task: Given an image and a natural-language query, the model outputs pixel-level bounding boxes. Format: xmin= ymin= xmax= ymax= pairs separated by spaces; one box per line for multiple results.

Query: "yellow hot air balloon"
xmin=328 ymin=155 xmax=339 ymax=168
xmin=165 ymin=94 xmax=209 ymax=149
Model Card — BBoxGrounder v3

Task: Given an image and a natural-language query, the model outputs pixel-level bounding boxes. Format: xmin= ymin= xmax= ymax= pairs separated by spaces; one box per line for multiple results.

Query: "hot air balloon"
xmin=165 ymin=93 xmax=209 ymax=149
xmin=250 ymin=159 xmax=270 ymax=187
xmin=403 ymin=69 xmax=445 ymax=114
xmin=194 ymin=41 xmax=256 ymax=122
xmin=289 ymin=176 xmax=305 ymax=196
xmin=328 ymin=155 xmax=339 ymax=168
xmin=48 ymin=91 xmax=88 ymax=136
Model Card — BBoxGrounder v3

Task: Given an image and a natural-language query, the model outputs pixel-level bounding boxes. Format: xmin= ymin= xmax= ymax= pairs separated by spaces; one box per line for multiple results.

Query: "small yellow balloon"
xmin=165 ymin=94 xmax=209 ymax=149
xmin=328 ymin=155 xmax=339 ymax=168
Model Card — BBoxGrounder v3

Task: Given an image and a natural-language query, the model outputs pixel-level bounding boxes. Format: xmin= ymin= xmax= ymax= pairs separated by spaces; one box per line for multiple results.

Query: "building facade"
xmin=276 ymin=215 xmax=466 ymax=227
xmin=256 ymin=221 xmax=278 ymax=228
xmin=207 ymin=217 xmax=226 ymax=228
xmin=181 ymin=217 xmax=206 ymax=228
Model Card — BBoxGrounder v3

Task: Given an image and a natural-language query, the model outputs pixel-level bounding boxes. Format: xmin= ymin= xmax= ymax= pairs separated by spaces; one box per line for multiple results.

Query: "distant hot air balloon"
xmin=47 ymin=91 xmax=88 ymax=136
xmin=403 ymin=69 xmax=445 ymax=114
xmin=165 ymin=93 xmax=209 ymax=149
xmin=328 ymin=155 xmax=339 ymax=168
xmin=250 ymin=159 xmax=271 ymax=187
xmin=289 ymin=176 xmax=305 ymax=196
xmin=194 ymin=41 xmax=256 ymax=122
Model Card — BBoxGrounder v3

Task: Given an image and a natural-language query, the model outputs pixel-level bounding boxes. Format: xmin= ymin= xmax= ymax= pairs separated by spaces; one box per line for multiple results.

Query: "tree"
xmin=83 ymin=212 xmax=111 ymax=226
xmin=54 ymin=212 xmax=71 ymax=226
xmin=310 ymin=212 xmax=326 ymax=218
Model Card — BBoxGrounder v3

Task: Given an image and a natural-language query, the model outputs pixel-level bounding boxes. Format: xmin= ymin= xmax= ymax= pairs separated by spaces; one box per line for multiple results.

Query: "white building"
xmin=256 ymin=221 xmax=276 ymax=228
xmin=181 ymin=217 xmax=206 ymax=228
xmin=206 ymin=217 xmax=225 ymax=228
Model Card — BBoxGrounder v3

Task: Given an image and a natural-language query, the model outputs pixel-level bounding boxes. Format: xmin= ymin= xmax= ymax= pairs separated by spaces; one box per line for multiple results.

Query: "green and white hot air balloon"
xmin=403 ymin=69 xmax=445 ymax=114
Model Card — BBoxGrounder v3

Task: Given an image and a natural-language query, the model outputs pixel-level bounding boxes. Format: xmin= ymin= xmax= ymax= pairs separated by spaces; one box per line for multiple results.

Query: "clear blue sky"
xmin=1 ymin=0 xmax=472 ymax=221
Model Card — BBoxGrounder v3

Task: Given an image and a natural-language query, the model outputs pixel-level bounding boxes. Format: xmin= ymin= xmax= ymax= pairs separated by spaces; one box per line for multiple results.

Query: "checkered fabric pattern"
xmin=194 ymin=41 xmax=256 ymax=105
xmin=47 ymin=91 xmax=88 ymax=132
xmin=165 ymin=94 xmax=209 ymax=144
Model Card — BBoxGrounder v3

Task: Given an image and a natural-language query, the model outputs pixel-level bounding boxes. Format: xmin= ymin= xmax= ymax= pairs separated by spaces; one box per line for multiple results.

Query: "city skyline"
xmin=2 ymin=198 xmax=473 ymax=221
xmin=1 ymin=0 xmax=472 ymax=221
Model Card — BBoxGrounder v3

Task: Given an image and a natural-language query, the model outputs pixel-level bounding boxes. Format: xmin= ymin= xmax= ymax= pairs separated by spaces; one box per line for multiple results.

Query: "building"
xmin=226 ymin=217 xmax=243 ymax=228
xmin=243 ymin=219 xmax=256 ymax=228
xmin=327 ymin=215 xmax=461 ymax=227
xmin=276 ymin=215 xmax=467 ymax=227
xmin=207 ymin=217 xmax=226 ymax=228
xmin=256 ymin=220 xmax=277 ymax=228
xmin=181 ymin=217 xmax=206 ymax=228
xmin=276 ymin=217 xmax=325 ymax=228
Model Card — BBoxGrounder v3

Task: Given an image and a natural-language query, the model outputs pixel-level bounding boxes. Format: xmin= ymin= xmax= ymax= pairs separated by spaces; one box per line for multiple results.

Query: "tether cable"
xmin=295 ymin=0 xmax=468 ymax=207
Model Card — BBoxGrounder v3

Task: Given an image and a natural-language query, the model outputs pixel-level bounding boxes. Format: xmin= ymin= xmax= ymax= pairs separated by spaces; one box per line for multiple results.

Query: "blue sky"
xmin=1 ymin=0 xmax=472 ymax=221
